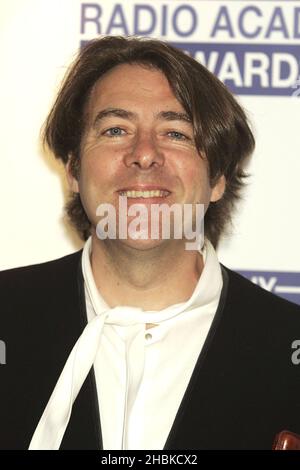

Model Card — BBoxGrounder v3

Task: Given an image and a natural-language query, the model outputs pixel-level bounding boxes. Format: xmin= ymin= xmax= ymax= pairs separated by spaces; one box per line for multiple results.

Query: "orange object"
xmin=273 ymin=431 xmax=300 ymax=450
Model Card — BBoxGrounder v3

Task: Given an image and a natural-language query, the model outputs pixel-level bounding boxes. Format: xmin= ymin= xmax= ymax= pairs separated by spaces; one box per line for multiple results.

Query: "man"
xmin=1 ymin=36 xmax=300 ymax=450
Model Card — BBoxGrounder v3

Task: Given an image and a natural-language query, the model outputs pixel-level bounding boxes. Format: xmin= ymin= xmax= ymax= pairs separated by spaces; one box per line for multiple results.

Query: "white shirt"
xmin=82 ymin=237 xmax=223 ymax=450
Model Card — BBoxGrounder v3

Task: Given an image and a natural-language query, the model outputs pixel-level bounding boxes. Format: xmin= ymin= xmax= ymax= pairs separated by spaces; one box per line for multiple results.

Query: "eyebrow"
xmin=92 ymin=107 xmax=192 ymax=129
xmin=158 ymin=110 xmax=191 ymax=123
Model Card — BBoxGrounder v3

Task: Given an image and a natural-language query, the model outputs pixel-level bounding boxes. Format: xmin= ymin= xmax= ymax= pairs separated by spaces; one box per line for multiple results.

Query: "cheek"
xmin=179 ymin=158 xmax=211 ymax=197
xmin=79 ymin=147 xmax=118 ymax=190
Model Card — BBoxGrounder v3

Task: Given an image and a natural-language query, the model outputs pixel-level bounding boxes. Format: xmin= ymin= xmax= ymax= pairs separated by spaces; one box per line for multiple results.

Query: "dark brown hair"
xmin=44 ymin=35 xmax=255 ymax=247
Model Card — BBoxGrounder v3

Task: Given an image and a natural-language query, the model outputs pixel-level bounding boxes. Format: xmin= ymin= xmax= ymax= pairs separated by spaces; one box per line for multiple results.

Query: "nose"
xmin=123 ymin=132 xmax=165 ymax=169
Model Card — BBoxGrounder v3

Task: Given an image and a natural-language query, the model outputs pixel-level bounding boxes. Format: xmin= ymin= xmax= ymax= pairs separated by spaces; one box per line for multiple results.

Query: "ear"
xmin=210 ymin=175 xmax=226 ymax=202
xmin=65 ymin=156 xmax=79 ymax=193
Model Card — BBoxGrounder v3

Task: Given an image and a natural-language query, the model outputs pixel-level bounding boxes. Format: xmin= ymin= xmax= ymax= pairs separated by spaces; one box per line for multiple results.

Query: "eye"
xmin=103 ymin=127 xmax=125 ymax=137
xmin=167 ymin=131 xmax=188 ymax=141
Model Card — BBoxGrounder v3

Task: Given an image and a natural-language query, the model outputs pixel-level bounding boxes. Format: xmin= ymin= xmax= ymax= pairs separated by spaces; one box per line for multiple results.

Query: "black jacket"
xmin=0 ymin=250 xmax=300 ymax=450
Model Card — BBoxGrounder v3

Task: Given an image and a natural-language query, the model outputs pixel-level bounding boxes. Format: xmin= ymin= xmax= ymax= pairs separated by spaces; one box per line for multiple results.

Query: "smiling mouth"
xmin=118 ymin=189 xmax=171 ymax=198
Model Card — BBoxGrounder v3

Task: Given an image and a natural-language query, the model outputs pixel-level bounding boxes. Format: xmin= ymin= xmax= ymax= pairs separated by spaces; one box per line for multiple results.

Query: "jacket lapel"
xmin=59 ymin=253 xmax=102 ymax=449
xmin=163 ymin=267 xmax=229 ymax=450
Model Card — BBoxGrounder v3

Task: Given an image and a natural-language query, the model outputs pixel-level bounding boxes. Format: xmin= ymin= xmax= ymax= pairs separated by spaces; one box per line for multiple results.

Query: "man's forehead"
xmin=84 ymin=64 xmax=192 ymax=124
xmin=87 ymin=63 xmax=177 ymax=104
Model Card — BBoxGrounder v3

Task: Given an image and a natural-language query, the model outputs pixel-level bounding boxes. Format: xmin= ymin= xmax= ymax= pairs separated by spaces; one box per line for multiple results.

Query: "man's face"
xmin=67 ymin=63 xmax=225 ymax=249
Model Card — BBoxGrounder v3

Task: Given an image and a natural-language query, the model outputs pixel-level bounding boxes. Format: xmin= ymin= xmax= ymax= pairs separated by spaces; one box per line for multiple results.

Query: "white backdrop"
xmin=1 ymin=0 xmax=299 ymax=302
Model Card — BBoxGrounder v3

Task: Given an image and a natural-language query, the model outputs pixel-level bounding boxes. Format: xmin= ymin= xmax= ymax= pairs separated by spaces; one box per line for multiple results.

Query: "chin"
xmin=118 ymin=237 xmax=169 ymax=251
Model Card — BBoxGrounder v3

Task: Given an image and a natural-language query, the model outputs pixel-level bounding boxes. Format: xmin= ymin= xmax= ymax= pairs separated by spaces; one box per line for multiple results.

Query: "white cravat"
xmin=28 ymin=304 xmax=148 ymax=449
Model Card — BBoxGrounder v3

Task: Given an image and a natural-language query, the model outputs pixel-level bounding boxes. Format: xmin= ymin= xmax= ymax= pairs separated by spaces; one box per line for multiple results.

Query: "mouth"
xmin=118 ymin=189 xmax=171 ymax=199
xmin=118 ymin=188 xmax=171 ymax=199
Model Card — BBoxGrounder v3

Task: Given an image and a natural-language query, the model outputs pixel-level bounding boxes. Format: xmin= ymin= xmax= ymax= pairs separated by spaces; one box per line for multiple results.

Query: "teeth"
xmin=119 ymin=190 xmax=169 ymax=198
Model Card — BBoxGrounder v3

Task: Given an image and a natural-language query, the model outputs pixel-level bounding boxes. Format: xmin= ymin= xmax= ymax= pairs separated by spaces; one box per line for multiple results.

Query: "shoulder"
xmin=0 ymin=250 xmax=83 ymax=289
xmin=219 ymin=265 xmax=300 ymax=377
xmin=222 ymin=264 xmax=300 ymax=320
xmin=0 ymin=250 xmax=84 ymax=338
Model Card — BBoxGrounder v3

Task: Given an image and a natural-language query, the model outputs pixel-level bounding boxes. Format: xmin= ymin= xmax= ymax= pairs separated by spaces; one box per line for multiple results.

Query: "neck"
xmin=89 ymin=234 xmax=204 ymax=311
